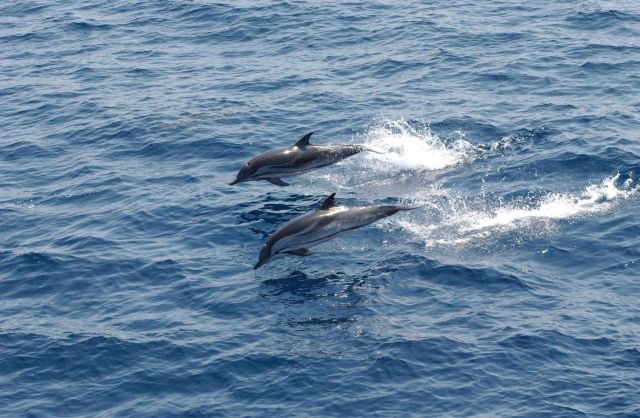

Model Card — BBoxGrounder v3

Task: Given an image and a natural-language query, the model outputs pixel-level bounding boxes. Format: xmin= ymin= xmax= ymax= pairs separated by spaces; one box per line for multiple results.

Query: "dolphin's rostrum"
xmin=230 ymin=132 xmax=382 ymax=186
xmin=254 ymin=193 xmax=416 ymax=269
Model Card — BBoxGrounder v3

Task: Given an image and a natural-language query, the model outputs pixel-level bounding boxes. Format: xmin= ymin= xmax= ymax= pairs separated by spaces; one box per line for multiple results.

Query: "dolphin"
xmin=254 ymin=193 xmax=416 ymax=269
xmin=229 ymin=132 xmax=382 ymax=186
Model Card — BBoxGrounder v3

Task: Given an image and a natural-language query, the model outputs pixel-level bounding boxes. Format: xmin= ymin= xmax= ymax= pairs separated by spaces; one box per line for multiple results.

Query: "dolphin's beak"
xmin=229 ymin=178 xmax=239 ymax=185
xmin=254 ymin=256 xmax=270 ymax=270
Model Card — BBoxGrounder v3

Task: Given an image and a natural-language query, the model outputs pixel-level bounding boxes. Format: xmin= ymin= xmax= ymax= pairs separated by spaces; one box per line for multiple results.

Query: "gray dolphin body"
xmin=254 ymin=193 xmax=415 ymax=269
xmin=230 ymin=132 xmax=381 ymax=186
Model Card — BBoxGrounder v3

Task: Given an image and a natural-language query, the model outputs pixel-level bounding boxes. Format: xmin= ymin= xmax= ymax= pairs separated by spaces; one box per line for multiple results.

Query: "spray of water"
xmin=309 ymin=118 xmax=636 ymax=250
xmin=395 ymin=174 xmax=637 ymax=248
xmin=361 ymin=119 xmax=477 ymax=170
xmin=312 ymin=118 xmax=518 ymax=192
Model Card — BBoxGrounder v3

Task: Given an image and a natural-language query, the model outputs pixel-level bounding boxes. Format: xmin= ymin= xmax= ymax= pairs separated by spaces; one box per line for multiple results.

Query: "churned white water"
xmin=395 ymin=174 xmax=637 ymax=248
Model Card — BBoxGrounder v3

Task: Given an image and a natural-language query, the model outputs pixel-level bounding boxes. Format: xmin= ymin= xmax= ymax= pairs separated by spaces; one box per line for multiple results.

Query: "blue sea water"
xmin=1 ymin=0 xmax=640 ymax=416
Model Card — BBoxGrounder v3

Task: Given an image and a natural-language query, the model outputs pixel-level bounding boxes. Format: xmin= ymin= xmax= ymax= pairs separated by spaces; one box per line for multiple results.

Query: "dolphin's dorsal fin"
xmin=319 ymin=193 xmax=336 ymax=210
xmin=294 ymin=132 xmax=313 ymax=148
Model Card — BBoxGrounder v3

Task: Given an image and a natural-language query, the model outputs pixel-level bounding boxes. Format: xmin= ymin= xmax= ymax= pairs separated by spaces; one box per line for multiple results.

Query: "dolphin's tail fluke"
xmin=360 ymin=145 xmax=386 ymax=154
xmin=380 ymin=204 xmax=422 ymax=217
xmin=388 ymin=205 xmax=424 ymax=216
xmin=395 ymin=205 xmax=422 ymax=212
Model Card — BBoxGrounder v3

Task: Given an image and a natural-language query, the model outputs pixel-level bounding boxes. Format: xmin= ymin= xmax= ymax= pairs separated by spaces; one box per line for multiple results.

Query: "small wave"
xmin=65 ymin=22 xmax=113 ymax=32
xmin=396 ymin=174 xmax=638 ymax=248
xmin=566 ymin=9 xmax=640 ymax=29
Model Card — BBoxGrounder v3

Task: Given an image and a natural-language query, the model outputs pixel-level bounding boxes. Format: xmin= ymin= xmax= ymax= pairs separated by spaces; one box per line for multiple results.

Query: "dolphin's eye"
xmin=242 ymin=162 xmax=255 ymax=175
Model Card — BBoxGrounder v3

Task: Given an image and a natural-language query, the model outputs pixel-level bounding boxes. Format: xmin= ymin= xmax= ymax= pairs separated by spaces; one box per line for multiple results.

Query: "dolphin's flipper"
xmin=294 ymin=132 xmax=314 ymax=149
xmin=286 ymin=248 xmax=314 ymax=257
xmin=267 ymin=177 xmax=290 ymax=186
xmin=319 ymin=193 xmax=336 ymax=210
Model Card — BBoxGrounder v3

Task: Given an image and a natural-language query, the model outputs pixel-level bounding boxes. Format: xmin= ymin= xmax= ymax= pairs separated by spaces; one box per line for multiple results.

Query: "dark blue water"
xmin=2 ymin=1 xmax=639 ymax=416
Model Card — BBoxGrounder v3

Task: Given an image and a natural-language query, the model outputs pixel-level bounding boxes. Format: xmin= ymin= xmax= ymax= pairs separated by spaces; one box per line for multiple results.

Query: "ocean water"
xmin=1 ymin=0 xmax=639 ymax=416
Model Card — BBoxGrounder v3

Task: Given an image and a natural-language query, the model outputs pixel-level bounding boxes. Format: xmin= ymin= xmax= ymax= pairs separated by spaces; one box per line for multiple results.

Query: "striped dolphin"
xmin=254 ymin=193 xmax=416 ymax=269
xmin=229 ymin=132 xmax=382 ymax=186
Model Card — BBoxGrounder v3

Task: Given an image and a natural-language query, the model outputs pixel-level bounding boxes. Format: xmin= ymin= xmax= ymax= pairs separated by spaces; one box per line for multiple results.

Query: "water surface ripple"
xmin=1 ymin=1 xmax=639 ymax=416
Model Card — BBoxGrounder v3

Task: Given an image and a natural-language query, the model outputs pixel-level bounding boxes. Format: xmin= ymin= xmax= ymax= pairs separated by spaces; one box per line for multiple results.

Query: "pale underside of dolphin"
xmin=254 ymin=193 xmax=416 ymax=269
xmin=230 ymin=132 xmax=383 ymax=186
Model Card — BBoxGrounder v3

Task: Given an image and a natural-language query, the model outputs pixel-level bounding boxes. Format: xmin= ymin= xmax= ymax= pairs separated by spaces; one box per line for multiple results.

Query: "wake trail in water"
xmin=311 ymin=118 xmax=637 ymax=251
xmin=396 ymin=174 xmax=638 ymax=248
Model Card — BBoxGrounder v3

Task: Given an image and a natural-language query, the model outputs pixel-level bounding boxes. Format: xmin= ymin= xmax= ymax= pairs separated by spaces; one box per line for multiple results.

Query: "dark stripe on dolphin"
xmin=254 ymin=194 xmax=417 ymax=269
xmin=230 ymin=132 xmax=384 ymax=186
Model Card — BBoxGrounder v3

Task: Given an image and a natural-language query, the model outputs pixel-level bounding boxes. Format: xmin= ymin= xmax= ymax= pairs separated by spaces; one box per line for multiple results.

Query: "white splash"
xmin=395 ymin=174 xmax=637 ymax=248
xmin=306 ymin=118 xmax=635 ymax=252
xmin=465 ymin=175 xmax=634 ymax=231
xmin=360 ymin=119 xmax=476 ymax=171
xmin=350 ymin=118 xmax=523 ymax=174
